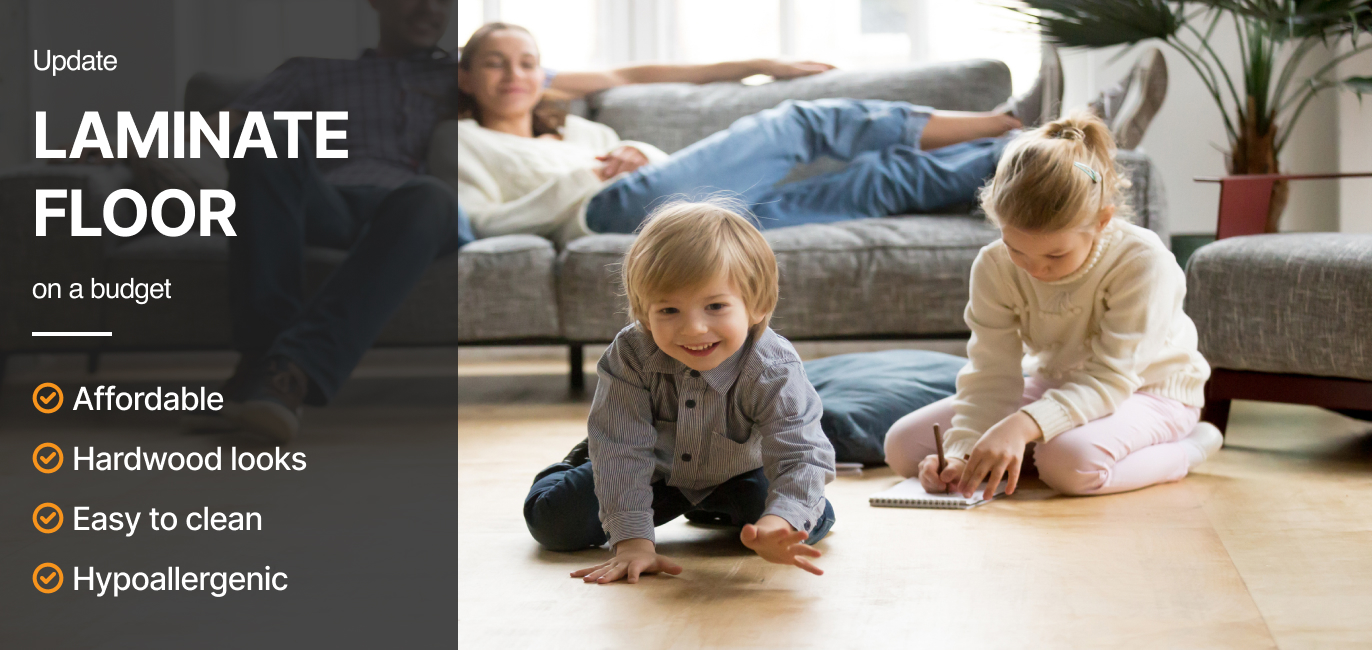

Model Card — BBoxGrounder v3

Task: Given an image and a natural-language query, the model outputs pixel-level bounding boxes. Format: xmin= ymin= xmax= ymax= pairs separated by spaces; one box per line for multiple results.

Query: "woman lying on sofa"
xmin=440 ymin=22 xmax=1159 ymax=246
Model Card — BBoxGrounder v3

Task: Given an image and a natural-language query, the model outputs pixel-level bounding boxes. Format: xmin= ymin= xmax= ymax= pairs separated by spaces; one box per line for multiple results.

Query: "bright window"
xmin=674 ymin=0 xmax=781 ymax=64
xmin=454 ymin=0 xmax=600 ymax=70
xmin=456 ymin=0 xmax=1039 ymax=94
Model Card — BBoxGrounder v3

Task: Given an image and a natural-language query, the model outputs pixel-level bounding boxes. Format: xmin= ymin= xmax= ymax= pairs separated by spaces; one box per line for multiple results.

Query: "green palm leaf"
xmin=1013 ymin=0 xmax=1182 ymax=47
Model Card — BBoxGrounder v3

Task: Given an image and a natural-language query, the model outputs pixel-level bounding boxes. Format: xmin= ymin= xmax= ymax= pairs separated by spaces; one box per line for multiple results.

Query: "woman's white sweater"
xmin=943 ymin=219 xmax=1211 ymax=460
xmin=432 ymin=115 xmax=669 ymax=244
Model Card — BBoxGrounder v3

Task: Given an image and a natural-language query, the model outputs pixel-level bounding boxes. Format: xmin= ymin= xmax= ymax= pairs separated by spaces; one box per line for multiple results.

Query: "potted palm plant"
xmin=1016 ymin=0 xmax=1372 ymax=232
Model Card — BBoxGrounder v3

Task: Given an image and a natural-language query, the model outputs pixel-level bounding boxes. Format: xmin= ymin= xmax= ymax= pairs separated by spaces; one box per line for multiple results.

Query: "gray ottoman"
xmin=1185 ymin=233 xmax=1372 ymax=430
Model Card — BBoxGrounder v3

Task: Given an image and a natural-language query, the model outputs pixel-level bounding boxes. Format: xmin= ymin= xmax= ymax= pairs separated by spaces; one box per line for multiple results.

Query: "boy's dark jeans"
xmin=523 ymin=461 xmax=836 ymax=552
xmin=226 ymin=122 xmax=462 ymax=402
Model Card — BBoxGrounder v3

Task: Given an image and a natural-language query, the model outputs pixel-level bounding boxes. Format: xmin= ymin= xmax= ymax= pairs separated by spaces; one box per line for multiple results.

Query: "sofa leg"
xmin=568 ymin=344 xmax=585 ymax=394
xmin=1201 ymin=398 xmax=1231 ymax=435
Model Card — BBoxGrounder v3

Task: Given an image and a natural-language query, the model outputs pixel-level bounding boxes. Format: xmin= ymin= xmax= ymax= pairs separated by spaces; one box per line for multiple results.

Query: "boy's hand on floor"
xmin=740 ymin=515 xmax=824 ymax=576
xmin=961 ymin=411 xmax=1041 ymax=500
xmin=918 ymin=455 xmax=967 ymax=494
xmin=570 ymin=538 xmax=682 ymax=585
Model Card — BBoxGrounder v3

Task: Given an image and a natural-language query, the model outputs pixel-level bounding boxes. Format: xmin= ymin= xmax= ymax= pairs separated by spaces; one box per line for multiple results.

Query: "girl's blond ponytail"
xmin=980 ymin=111 xmax=1130 ymax=232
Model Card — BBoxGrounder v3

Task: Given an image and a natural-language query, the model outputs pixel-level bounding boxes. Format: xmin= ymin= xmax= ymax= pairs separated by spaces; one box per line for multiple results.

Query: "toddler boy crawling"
xmin=522 ymin=201 xmax=836 ymax=584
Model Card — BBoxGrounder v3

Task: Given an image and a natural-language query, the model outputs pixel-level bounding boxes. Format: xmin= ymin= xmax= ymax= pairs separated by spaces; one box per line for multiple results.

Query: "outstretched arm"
xmin=548 ymin=59 xmax=833 ymax=97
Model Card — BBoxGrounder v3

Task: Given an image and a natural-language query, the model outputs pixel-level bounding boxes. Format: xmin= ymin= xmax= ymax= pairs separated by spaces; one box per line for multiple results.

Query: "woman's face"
xmin=459 ymin=29 xmax=545 ymax=123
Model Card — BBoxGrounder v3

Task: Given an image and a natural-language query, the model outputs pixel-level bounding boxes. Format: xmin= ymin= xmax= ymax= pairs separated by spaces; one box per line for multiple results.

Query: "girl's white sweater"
xmin=944 ymin=220 xmax=1211 ymax=460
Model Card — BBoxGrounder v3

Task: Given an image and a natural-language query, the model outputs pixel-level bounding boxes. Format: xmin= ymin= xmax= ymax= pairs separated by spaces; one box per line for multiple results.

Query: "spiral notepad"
xmin=869 ymin=478 xmax=1006 ymax=509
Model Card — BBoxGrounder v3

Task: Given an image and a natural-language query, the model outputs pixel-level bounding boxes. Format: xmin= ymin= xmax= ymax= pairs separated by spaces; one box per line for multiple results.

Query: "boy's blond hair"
xmin=980 ymin=112 xmax=1132 ymax=232
xmin=622 ymin=200 xmax=778 ymax=333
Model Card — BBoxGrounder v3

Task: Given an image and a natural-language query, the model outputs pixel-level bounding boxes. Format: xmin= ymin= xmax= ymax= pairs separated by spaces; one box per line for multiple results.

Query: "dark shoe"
xmin=1089 ymin=47 xmax=1167 ymax=149
xmin=562 ymin=437 xmax=590 ymax=467
xmin=179 ymin=354 xmax=259 ymax=433
xmin=998 ymin=43 xmax=1063 ymax=127
xmin=236 ymin=356 xmax=308 ymax=444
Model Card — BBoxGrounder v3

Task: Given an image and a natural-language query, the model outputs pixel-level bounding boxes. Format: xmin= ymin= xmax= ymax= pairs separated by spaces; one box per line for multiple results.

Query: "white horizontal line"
xmin=32 ymin=332 xmax=112 ymax=337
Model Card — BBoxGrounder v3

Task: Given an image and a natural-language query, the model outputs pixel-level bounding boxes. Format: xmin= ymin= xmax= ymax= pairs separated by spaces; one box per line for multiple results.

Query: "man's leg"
xmin=225 ymin=123 xmax=356 ymax=367
xmin=266 ymin=176 xmax=462 ymax=403
xmin=585 ymin=99 xmax=934 ymax=233
xmin=749 ymin=136 xmax=1009 ymax=226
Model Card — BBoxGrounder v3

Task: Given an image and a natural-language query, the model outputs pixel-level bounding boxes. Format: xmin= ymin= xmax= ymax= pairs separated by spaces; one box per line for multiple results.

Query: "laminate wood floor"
xmin=459 ymin=349 xmax=1372 ymax=649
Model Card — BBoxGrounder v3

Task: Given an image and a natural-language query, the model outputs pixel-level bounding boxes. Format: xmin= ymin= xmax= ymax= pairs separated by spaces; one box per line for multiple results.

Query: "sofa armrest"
xmin=1117 ymin=150 xmax=1169 ymax=249
xmin=0 ymin=164 xmax=133 ymax=351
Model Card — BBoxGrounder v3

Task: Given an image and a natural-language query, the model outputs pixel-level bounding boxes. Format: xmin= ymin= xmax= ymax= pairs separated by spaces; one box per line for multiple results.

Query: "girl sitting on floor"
xmin=884 ymin=112 xmax=1222 ymax=500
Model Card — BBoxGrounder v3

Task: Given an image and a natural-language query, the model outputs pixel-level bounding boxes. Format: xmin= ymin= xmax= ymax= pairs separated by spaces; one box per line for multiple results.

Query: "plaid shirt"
xmin=588 ymin=324 xmax=836 ymax=547
xmin=230 ymin=48 xmax=456 ymax=188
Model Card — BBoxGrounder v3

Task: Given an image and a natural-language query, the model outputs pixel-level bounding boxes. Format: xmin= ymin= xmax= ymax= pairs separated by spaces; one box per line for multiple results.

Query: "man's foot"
xmin=180 ymin=354 xmax=259 ymax=433
xmin=1181 ymin=421 xmax=1224 ymax=469
xmin=562 ymin=437 xmax=590 ymax=467
xmin=998 ymin=43 xmax=1063 ymax=128
xmin=1089 ymin=47 xmax=1168 ymax=149
xmin=235 ymin=356 xmax=308 ymax=444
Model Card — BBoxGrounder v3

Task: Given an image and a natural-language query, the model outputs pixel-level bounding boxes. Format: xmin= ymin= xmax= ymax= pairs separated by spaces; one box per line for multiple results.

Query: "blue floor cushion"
xmin=803 ymin=350 xmax=966 ymax=465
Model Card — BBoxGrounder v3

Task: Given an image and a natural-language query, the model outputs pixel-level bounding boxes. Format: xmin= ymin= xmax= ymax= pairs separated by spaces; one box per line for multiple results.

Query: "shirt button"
xmin=685 ymin=399 xmax=696 ymax=408
xmin=681 ymin=453 xmax=692 ymax=462
xmin=804 ymin=521 xmax=811 ymax=530
xmin=690 ymin=370 xmax=701 ymax=378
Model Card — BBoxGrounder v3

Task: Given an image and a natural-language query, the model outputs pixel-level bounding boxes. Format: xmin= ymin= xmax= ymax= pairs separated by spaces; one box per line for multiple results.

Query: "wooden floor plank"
xmin=457 ymin=367 xmax=1372 ymax=649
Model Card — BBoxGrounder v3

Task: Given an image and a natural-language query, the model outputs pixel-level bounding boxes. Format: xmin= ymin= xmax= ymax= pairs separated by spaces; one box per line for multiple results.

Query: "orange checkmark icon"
xmin=33 ymin=443 xmax=63 ymax=473
xmin=32 ymin=383 xmax=63 ymax=413
xmin=33 ymin=563 xmax=63 ymax=593
xmin=33 ymin=503 xmax=64 ymax=533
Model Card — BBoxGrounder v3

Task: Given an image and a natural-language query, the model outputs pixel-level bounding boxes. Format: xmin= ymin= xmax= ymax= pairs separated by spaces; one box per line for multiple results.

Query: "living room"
xmin=0 ymin=0 xmax=1368 ymax=647
xmin=454 ymin=0 xmax=1371 ymax=647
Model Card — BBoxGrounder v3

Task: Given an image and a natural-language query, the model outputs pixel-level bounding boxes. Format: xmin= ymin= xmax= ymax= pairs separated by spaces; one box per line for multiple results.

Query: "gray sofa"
xmin=0 ymin=59 xmax=1170 ymax=388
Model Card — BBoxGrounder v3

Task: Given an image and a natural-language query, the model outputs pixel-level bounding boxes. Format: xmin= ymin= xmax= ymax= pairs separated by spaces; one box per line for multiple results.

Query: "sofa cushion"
xmin=558 ymin=215 xmax=1000 ymax=342
xmin=805 ymin=350 xmax=965 ymax=464
xmin=589 ymin=60 xmax=1012 ymax=154
xmin=457 ymin=235 xmax=560 ymax=342
xmin=101 ymin=234 xmax=474 ymax=349
xmin=1185 ymin=233 xmax=1372 ymax=382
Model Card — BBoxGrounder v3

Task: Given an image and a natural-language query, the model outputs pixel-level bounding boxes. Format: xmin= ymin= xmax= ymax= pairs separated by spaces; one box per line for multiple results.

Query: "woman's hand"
xmin=740 ymin=515 xmax=824 ymax=575
xmin=917 ymin=455 xmax=967 ymax=494
xmin=960 ymin=412 xmax=1042 ymax=500
xmin=570 ymin=538 xmax=682 ymax=584
xmin=595 ymin=146 xmax=650 ymax=181
xmin=757 ymin=59 xmax=836 ymax=80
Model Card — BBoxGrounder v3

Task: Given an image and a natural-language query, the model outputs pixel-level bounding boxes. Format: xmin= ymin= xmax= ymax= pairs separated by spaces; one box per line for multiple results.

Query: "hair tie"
xmin=1055 ymin=126 xmax=1085 ymax=141
xmin=1074 ymin=162 xmax=1100 ymax=183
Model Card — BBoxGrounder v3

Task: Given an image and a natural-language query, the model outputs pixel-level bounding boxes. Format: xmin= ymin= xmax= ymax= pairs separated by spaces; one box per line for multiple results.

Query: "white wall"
xmin=1060 ymin=19 xmax=1342 ymax=235
xmin=1338 ymin=42 xmax=1372 ymax=233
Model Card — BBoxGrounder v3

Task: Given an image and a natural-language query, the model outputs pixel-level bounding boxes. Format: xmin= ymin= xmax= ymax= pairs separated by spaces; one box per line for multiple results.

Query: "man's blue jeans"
xmin=226 ymin=123 xmax=462 ymax=402
xmin=524 ymin=461 xmax=837 ymax=552
xmin=585 ymin=98 xmax=1008 ymax=233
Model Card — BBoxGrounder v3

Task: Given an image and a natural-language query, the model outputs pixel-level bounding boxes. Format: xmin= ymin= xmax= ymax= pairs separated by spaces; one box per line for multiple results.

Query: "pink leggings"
xmin=883 ymin=378 xmax=1201 ymax=496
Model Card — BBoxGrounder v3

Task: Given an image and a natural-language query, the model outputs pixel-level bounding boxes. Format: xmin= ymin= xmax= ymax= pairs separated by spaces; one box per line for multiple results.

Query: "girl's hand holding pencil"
xmin=959 ymin=412 xmax=1043 ymax=500
xmin=917 ymin=454 xmax=967 ymax=494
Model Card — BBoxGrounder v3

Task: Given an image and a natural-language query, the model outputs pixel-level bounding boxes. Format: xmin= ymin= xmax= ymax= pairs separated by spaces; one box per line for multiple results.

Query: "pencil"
xmin=933 ymin=423 xmax=946 ymax=475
